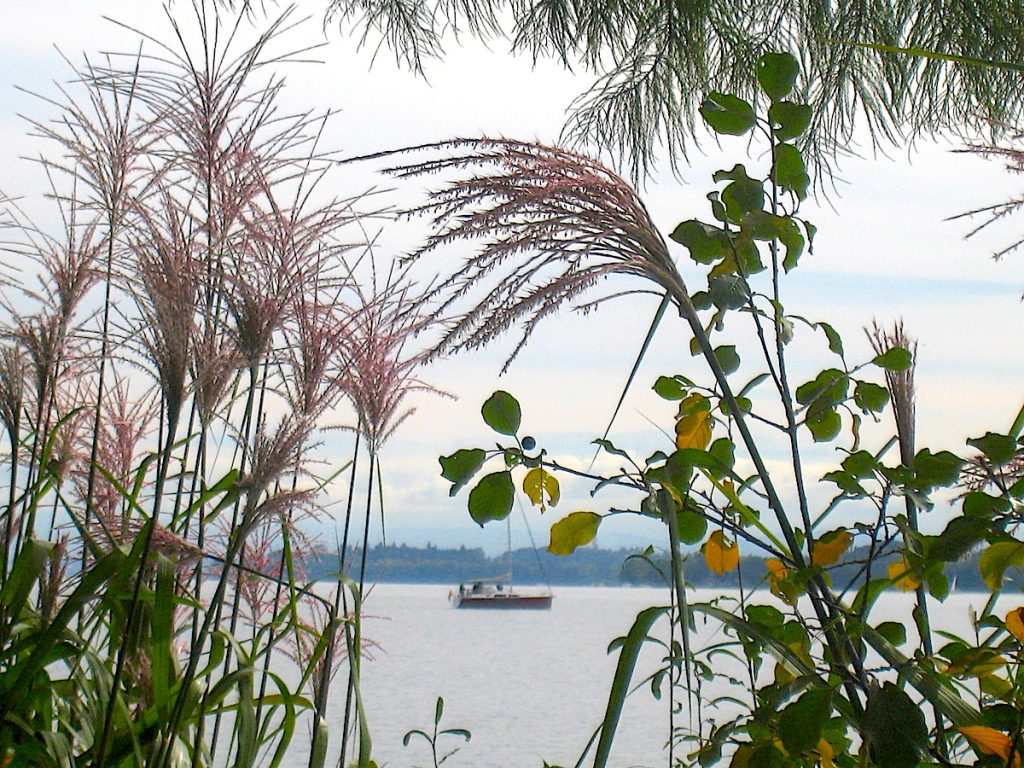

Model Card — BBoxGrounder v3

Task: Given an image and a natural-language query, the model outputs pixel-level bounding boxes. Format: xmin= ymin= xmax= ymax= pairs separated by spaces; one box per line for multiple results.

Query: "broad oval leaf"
xmin=467 ymin=471 xmax=514 ymax=526
xmin=523 ymin=466 xmax=560 ymax=509
xmin=778 ymin=688 xmax=830 ymax=756
xmin=1006 ymin=608 xmax=1024 ymax=643
xmin=864 ymin=683 xmax=929 ymax=768
xmin=757 ymin=52 xmax=799 ymax=101
xmin=774 ymin=143 xmax=809 ymax=200
xmin=768 ymin=100 xmax=813 ymax=141
xmin=967 ymin=432 xmax=1018 ymax=465
xmin=481 ymin=391 xmax=521 ymax=435
xmin=548 ymin=511 xmax=602 ymax=556
xmin=854 ymin=381 xmax=890 ymax=413
xmin=811 ymin=528 xmax=851 ymax=568
xmin=713 ymin=345 xmax=740 ymax=374
xmin=676 ymin=509 xmax=708 ymax=545
xmin=887 ymin=557 xmax=921 ymax=592
xmin=676 ymin=411 xmax=712 ymax=451
xmin=439 ymin=449 xmax=486 ymax=497
xmin=700 ymin=92 xmax=756 ymax=136
xmin=702 ymin=530 xmax=739 ymax=575
xmin=958 ymin=725 xmax=1021 ymax=767
xmin=806 ymin=409 xmax=842 ymax=442
xmin=873 ymin=346 xmax=912 ymax=371
xmin=979 ymin=541 xmax=1024 ymax=591
xmin=670 ymin=219 xmax=728 ymax=264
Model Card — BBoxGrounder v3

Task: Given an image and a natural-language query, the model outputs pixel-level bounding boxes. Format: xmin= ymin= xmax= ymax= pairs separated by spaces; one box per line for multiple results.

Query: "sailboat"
xmin=449 ymin=510 xmax=553 ymax=610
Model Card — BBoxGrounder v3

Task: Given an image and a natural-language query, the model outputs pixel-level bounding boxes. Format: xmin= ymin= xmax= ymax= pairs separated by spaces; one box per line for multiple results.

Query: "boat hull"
xmin=451 ymin=593 xmax=553 ymax=610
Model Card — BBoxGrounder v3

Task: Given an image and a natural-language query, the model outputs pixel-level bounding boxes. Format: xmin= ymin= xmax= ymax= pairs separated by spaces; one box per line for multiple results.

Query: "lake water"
xmin=280 ymin=584 xmax=1003 ymax=768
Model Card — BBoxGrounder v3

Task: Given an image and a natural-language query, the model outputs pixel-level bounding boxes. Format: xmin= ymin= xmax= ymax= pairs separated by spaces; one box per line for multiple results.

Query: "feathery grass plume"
xmin=126 ymin=189 xmax=202 ymax=427
xmin=868 ymin=320 xmax=917 ymax=465
xmin=286 ymin=295 xmax=354 ymax=420
xmin=190 ymin=322 xmax=243 ymax=427
xmin=375 ymin=138 xmax=683 ymax=371
xmin=238 ymin=415 xmax=316 ymax=510
xmin=0 ymin=345 xmax=26 ymax=450
xmin=71 ymin=376 xmax=157 ymax=523
xmin=341 ymin=262 xmax=448 ymax=452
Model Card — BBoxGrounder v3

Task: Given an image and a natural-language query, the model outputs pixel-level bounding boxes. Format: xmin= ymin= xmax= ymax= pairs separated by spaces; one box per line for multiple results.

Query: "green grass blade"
xmin=592 ymin=605 xmax=669 ymax=768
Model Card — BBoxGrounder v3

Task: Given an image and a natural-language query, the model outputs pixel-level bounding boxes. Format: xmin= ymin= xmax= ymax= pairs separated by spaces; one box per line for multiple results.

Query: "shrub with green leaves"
xmin=429 ymin=53 xmax=1024 ymax=768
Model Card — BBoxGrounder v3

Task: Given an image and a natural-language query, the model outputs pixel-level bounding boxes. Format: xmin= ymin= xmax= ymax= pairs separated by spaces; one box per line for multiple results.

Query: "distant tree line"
xmin=301 ymin=543 xmax=996 ymax=592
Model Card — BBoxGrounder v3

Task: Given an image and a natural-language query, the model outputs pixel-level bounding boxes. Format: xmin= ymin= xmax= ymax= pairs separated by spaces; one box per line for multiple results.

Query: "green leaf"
xmin=979 ymin=541 xmax=1024 ymax=590
xmin=708 ymin=274 xmax=750 ymax=310
xmin=796 ymin=368 xmax=849 ymax=415
xmin=675 ymin=509 xmax=708 ymax=545
xmin=670 ymin=219 xmax=728 ymax=264
xmin=467 ymin=471 xmax=514 ymax=526
xmin=778 ymin=688 xmax=831 ymax=756
xmin=547 ymin=511 xmax=602 ymax=555
xmin=872 ymin=347 xmax=912 ymax=371
xmin=779 ymin=219 xmax=805 ymax=272
xmin=843 ymin=450 xmax=879 ymax=478
xmin=806 ymin=409 xmax=842 ymax=442
xmin=523 ymin=466 xmax=560 ymax=508
xmin=924 ymin=516 xmax=988 ymax=563
xmin=912 ymin=449 xmax=964 ymax=492
xmin=653 ymin=376 xmax=687 ymax=400
xmin=699 ymin=92 xmax=756 ymax=136
xmin=713 ymin=345 xmax=740 ymax=374
xmin=967 ymin=432 xmax=1018 ymax=465
xmin=481 ymin=391 xmax=521 ymax=435
xmin=757 ymin=52 xmax=799 ymax=101
xmin=863 ymin=683 xmax=929 ymax=768
xmin=774 ymin=143 xmax=809 ymax=200
xmin=818 ymin=322 xmax=844 ymax=356
xmin=768 ymin=101 xmax=813 ymax=141
xmin=708 ymin=438 xmax=735 ymax=479
xmin=875 ymin=621 xmax=908 ymax=647
xmin=716 ymin=165 xmax=765 ymax=220
xmin=962 ymin=491 xmax=1009 ymax=518
xmin=439 ymin=449 xmax=486 ymax=496
xmin=854 ymin=381 xmax=890 ymax=413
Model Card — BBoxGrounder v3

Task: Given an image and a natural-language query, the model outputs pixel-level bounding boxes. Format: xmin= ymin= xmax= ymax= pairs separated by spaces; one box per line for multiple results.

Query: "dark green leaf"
xmin=806 ymin=409 xmax=842 ymax=442
xmin=924 ymin=516 xmax=988 ymax=563
xmin=670 ymin=220 xmax=728 ymax=264
xmin=713 ymin=346 xmax=740 ymax=374
xmin=843 ymin=451 xmax=879 ymax=478
xmin=912 ymin=449 xmax=964 ymax=492
xmin=757 ymin=52 xmax=799 ymax=101
xmin=481 ymin=391 xmax=521 ymax=435
xmin=875 ymin=621 xmax=907 ymax=647
xmin=439 ymin=449 xmax=486 ymax=496
xmin=873 ymin=347 xmax=912 ymax=371
xmin=718 ymin=167 xmax=765 ymax=221
xmin=769 ymin=101 xmax=813 ymax=141
xmin=854 ymin=381 xmax=890 ymax=413
xmin=653 ymin=376 xmax=687 ymax=400
xmin=708 ymin=438 xmax=735 ymax=478
xmin=863 ymin=683 xmax=929 ymax=768
xmin=779 ymin=219 xmax=805 ymax=272
xmin=980 ymin=541 xmax=1024 ymax=590
xmin=779 ymin=688 xmax=831 ymax=755
xmin=467 ymin=471 xmax=514 ymax=526
xmin=967 ymin=432 xmax=1018 ymax=465
xmin=708 ymin=274 xmax=750 ymax=310
xmin=818 ymin=323 xmax=844 ymax=356
xmin=962 ymin=491 xmax=1010 ymax=518
xmin=795 ymin=369 xmax=848 ymax=415
xmin=774 ymin=143 xmax=809 ymax=200
xmin=700 ymin=93 xmax=756 ymax=136
xmin=823 ymin=470 xmax=865 ymax=495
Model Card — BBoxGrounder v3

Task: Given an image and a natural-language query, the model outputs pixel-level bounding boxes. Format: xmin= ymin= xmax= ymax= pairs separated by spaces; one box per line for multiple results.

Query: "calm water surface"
xmin=282 ymin=584 xmax=996 ymax=768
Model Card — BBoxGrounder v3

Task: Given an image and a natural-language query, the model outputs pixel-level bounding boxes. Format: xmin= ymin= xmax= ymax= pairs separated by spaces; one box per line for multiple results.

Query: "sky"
xmin=3 ymin=1 xmax=1024 ymax=556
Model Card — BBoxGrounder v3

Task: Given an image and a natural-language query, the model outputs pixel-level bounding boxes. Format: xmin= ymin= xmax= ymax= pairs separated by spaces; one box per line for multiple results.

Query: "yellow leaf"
xmin=522 ymin=466 xmax=559 ymax=509
xmin=547 ymin=511 xmax=601 ymax=556
xmin=703 ymin=530 xmax=740 ymax=574
xmin=675 ymin=394 xmax=712 ymax=450
xmin=946 ymin=648 xmax=1005 ymax=678
xmin=815 ymin=738 xmax=835 ymax=768
xmin=887 ymin=558 xmax=921 ymax=591
xmin=812 ymin=529 xmax=851 ymax=568
xmin=676 ymin=411 xmax=712 ymax=450
xmin=958 ymin=725 xmax=1021 ymax=767
xmin=1007 ymin=607 xmax=1024 ymax=643
xmin=765 ymin=558 xmax=798 ymax=604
